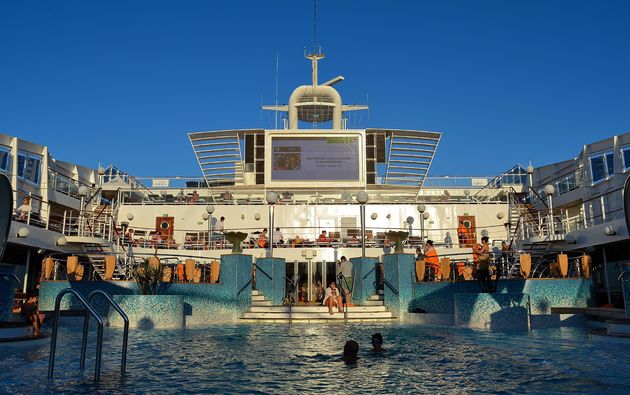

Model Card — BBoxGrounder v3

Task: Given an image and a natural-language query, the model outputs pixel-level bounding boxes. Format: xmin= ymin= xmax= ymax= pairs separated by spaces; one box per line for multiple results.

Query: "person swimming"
xmin=371 ymin=333 xmax=384 ymax=352
xmin=343 ymin=340 xmax=359 ymax=365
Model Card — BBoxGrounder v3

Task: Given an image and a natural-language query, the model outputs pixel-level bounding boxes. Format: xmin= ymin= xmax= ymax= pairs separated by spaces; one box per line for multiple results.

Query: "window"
xmin=0 ymin=147 xmax=10 ymax=172
xmin=590 ymin=152 xmax=613 ymax=184
xmin=605 ymin=152 xmax=614 ymax=176
xmin=17 ymin=151 xmax=42 ymax=184
xmin=623 ymin=146 xmax=630 ymax=171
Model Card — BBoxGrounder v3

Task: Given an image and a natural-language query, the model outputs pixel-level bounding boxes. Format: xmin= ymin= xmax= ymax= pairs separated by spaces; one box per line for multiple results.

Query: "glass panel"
xmin=0 ymin=150 xmax=9 ymax=171
xmin=605 ymin=152 xmax=614 ymax=176
xmin=590 ymin=156 xmax=606 ymax=183
xmin=24 ymin=156 xmax=41 ymax=184
xmin=17 ymin=153 xmax=26 ymax=177
xmin=624 ymin=148 xmax=630 ymax=170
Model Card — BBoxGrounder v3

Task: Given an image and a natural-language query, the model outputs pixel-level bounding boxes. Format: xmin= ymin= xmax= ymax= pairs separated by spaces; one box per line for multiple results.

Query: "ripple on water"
xmin=0 ymin=323 xmax=629 ymax=393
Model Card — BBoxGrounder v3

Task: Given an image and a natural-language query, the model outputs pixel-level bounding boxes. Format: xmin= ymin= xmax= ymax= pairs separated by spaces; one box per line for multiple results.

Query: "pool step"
xmin=242 ymin=311 xmax=395 ymax=320
xmin=250 ymin=305 xmax=388 ymax=313
xmin=243 ymin=291 xmax=395 ymax=322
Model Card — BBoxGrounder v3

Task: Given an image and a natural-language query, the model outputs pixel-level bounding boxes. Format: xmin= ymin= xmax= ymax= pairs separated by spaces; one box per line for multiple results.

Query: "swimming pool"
xmin=1 ymin=323 xmax=628 ymax=393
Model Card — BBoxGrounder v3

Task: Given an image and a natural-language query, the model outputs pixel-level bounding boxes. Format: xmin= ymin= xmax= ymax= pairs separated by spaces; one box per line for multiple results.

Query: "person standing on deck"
xmin=457 ymin=221 xmax=467 ymax=247
xmin=424 ymin=240 xmax=441 ymax=280
xmin=337 ymin=256 xmax=353 ymax=304
xmin=472 ymin=236 xmax=490 ymax=276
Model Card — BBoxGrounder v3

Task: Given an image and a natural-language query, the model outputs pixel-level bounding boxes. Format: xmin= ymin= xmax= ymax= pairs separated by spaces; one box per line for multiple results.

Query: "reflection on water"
xmin=0 ymin=323 xmax=629 ymax=394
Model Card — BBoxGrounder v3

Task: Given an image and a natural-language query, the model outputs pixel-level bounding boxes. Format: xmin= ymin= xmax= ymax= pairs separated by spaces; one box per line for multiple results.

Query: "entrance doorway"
xmin=458 ymin=215 xmax=477 ymax=247
xmin=286 ymin=260 xmax=331 ymax=304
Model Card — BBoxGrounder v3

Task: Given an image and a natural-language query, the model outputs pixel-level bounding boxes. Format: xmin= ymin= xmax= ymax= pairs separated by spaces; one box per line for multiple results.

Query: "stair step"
xmin=252 ymin=301 xmax=273 ymax=306
xmin=242 ymin=311 xmax=394 ymax=320
xmin=364 ymin=300 xmax=385 ymax=306
xmin=251 ymin=290 xmax=261 ymax=296
xmin=252 ymin=295 xmax=266 ymax=301
xmin=368 ymin=294 xmax=384 ymax=301
xmin=250 ymin=305 xmax=387 ymax=313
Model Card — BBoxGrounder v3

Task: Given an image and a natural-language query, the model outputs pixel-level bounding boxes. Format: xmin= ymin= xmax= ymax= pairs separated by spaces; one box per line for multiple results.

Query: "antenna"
xmin=275 ymin=52 xmax=279 ymax=130
xmin=313 ymin=0 xmax=317 ymax=54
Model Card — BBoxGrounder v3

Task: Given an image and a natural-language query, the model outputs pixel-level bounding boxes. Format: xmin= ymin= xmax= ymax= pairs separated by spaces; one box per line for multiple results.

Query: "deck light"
xmin=416 ymin=204 xmax=426 ymax=214
xmin=254 ymin=213 xmax=261 ymax=221
xmin=97 ymin=166 xmax=105 ymax=176
xmin=526 ymin=165 xmax=534 ymax=174
xmin=406 ymin=216 xmax=414 ymax=225
xmin=497 ymin=212 xmax=505 ymax=220
xmin=544 ymin=184 xmax=555 ymax=196
xmin=78 ymin=185 xmax=89 ymax=197
xmin=266 ymin=192 xmax=279 ymax=205
xmin=356 ymin=191 xmax=369 ymax=204
xmin=56 ymin=236 xmax=67 ymax=246
xmin=206 ymin=205 xmax=215 ymax=214
xmin=603 ymin=225 xmax=616 ymax=236
xmin=17 ymin=227 xmax=30 ymax=238
xmin=127 ymin=213 xmax=134 ymax=221
xmin=202 ymin=213 xmax=209 ymax=220
xmin=422 ymin=212 xmax=430 ymax=220
xmin=371 ymin=213 xmax=378 ymax=220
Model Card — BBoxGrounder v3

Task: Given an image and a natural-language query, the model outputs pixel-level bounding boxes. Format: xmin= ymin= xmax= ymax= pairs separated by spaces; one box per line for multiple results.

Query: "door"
xmin=156 ymin=216 xmax=175 ymax=238
xmin=458 ymin=215 xmax=476 ymax=247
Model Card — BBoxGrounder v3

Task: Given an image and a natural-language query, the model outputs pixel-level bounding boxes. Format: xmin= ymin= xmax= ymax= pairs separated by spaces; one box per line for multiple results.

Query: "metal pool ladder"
xmin=48 ymin=288 xmax=129 ymax=382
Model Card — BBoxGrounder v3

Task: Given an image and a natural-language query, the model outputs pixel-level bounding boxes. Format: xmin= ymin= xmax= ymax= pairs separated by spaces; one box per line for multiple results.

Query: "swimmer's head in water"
xmin=371 ymin=333 xmax=383 ymax=350
xmin=344 ymin=340 xmax=359 ymax=359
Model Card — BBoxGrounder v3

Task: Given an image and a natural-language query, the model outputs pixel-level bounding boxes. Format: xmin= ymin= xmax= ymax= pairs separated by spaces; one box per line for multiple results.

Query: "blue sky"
xmin=1 ymin=1 xmax=629 ymax=177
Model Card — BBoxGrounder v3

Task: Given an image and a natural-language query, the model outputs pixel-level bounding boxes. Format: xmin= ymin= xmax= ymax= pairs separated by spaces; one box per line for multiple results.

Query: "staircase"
xmin=84 ymin=244 xmax=127 ymax=280
xmin=241 ymin=290 xmax=396 ymax=323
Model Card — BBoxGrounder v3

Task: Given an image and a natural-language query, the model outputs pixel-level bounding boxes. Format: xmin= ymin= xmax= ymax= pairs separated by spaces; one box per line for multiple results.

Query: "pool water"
xmin=0 ymin=323 xmax=629 ymax=394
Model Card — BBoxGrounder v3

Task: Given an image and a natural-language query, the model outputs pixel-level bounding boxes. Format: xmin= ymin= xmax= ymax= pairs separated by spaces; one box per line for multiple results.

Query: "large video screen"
xmin=271 ymin=136 xmax=360 ymax=181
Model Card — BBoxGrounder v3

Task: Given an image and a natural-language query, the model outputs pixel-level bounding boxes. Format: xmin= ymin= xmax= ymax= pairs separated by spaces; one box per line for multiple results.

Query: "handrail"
xmin=48 ymin=288 xmax=105 ymax=382
xmin=336 ymin=271 xmax=356 ymax=323
xmin=85 ymin=290 xmax=129 ymax=374
xmin=0 ymin=273 xmax=20 ymax=284
xmin=257 ymin=266 xmax=272 ymax=280
xmin=82 ymin=186 xmax=102 ymax=209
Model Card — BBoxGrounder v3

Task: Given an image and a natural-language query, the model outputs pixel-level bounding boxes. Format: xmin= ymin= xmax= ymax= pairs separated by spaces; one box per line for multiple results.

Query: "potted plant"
xmin=134 ymin=257 xmax=164 ymax=295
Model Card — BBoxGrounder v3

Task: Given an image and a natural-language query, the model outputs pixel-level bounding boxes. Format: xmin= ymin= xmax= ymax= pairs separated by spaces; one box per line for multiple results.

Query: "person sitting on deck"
xmin=323 ymin=281 xmax=343 ymax=315
xmin=16 ymin=196 xmax=31 ymax=222
xmin=291 ymin=235 xmax=304 ymax=247
xmin=424 ymin=240 xmax=441 ymax=280
xmin=273 ymin=227 xmax=284 ymax=245
xmin=21 ymin=286 xmax=42 ymax=336
xmin=257 ymin=228 xmax=268 ymax=248
xmin=317 ymin=230 xmax=330 ymax=245
xmin=151 ymin=232 xmax=162 ymax=247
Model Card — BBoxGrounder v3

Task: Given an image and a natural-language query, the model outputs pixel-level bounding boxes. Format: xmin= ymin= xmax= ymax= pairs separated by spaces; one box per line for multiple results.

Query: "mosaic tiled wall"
xmin=409 ymin=278 xmax=593 ymax=316
xmin=39 ymin=254 xmax=253 ymax=326
xmin=454 ymin=293 xmax=529 ymax=331
xmin=255 ymin=258 xmax=285 ymax=306
xmin=621 ymin=269 xmax=630 ymax=317
xmin=0 ymin=275 xmax=17 ymax=321
xmin=351 ymin=257 xmax=379 ymax=305
xmin=383 ymin=253 xmax=415 ymax=319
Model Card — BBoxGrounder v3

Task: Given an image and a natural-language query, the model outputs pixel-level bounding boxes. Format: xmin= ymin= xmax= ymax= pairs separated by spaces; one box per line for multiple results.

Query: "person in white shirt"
xmin=272 ymin=227 xmax=283 ymax=245
xmin=336 ymin=256 xmax=354 ymax=303
xmin=17 ymin=197 xmax=31 ymax=222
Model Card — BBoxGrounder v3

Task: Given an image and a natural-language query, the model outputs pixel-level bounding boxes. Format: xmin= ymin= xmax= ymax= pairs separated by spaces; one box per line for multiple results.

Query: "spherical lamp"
xmin=497 ymin=212 xmax=505 ymax=220
xmin=78 ymin=185 xmax=89 ymax=197
xmin=416 ymin=204 xmax=426 ymax=214
xmin=406 ymin=216 xmax=415 ymax=225
xmin=422 ymin=212 xmax=430 ymax=220
xmin=544 ymin=184 xmax=555 ymax=196
xmin=254 ymin=213 xmax=261 ymax=221
xmin=206 ymin=205 xmax=215 ymax=215
xmin=371 ymin=213 xmax=378 ymax=220
xmin=56 ymin=236 xmax=67 ymax=246
xmin=17 ymin=227 xmax=30 ymax=238
xmin=97 ymin=166 xmax=105 ymax=176
xmin=356 ymin=191 xmax=369 ymax=204
xmin=127 ymin=213 xmax=134 ymax=221
xmin=202 ymin=212 xmax=209 ymax=221
xmin=266 ymin=191 xmax=279 ymax=205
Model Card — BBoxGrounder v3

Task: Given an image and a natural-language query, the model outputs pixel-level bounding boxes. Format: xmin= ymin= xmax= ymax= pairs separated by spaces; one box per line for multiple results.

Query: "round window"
xmin=463 ymin=220 xmax=471 ymax=228
xmin=160 ymin=221 xmax=170 ymax=230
